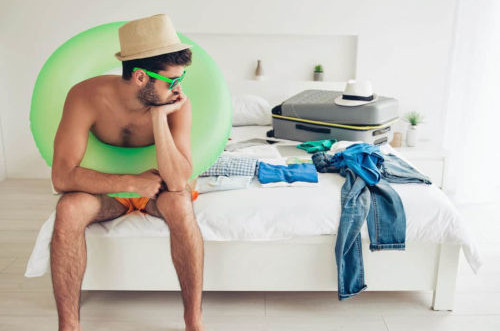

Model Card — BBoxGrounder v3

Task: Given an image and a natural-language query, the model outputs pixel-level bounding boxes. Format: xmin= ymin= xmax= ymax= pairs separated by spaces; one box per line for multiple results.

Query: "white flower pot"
xmin=313 ymin=72 xmax=324 ymax=81
xmin=406 ymin=125 xmax=418 ymax=147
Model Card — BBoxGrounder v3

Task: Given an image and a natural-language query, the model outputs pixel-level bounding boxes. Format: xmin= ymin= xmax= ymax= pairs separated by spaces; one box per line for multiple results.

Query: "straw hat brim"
xmin=115 ymin=43 xmax=193 ymax=61
xmin=334 ymin=94 xmax=378 ymax=107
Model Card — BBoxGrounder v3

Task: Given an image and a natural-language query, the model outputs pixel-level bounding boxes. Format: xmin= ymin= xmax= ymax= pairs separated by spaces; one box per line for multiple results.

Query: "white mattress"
xmin=25 ymin=125 xmax=483 ymax=277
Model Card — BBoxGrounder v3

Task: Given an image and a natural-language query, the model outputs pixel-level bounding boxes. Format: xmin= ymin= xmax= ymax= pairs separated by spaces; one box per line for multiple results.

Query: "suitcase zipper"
xmin=272 ymin=114 xmax=399 ymax=131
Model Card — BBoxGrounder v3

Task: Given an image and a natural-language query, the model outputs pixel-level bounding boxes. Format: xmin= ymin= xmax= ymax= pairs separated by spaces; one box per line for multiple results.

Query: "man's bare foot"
xmin=185 ymin=321 xmax=205 ymax=331
xmin=59 ymin=324 xmax=82 ymax=331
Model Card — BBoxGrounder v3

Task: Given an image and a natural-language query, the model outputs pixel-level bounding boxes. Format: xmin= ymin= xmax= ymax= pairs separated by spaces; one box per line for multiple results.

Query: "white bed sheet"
xmin=25 ymin=126 xmax=483 ymax=277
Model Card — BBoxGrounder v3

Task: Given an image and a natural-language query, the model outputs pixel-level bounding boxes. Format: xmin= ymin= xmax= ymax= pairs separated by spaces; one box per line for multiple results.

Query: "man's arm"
xmin=51 ymin=86 xmax=134 ymax=194
xmin=151 ymin=98 xmax=193 ymax=192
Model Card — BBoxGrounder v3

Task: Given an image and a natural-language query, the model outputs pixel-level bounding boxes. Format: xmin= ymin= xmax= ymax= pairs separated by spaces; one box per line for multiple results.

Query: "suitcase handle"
xmin=374 ymin=137 xmax=388 ymax=145
xmin=372 ymin=126 xmax=391 ymax=136
xmin=271 ymin=105 xmax=282 ymax=115
xmin=296 ymin=124 xmax=331 ymax=134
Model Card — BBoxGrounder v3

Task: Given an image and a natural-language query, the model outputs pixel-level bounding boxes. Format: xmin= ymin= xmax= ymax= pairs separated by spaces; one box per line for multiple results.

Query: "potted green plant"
xmin=404 ymin=111 xmax=424 ymax=147
xmin=313 ymin=64 xmax=324 ymax=81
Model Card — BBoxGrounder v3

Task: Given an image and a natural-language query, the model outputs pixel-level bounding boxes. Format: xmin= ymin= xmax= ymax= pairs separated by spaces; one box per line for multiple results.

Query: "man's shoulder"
xmin=69 ymin=75 xmax=109 ymax=94
xmin=67 ymin=75 xmax=114 ymax=105
xmin=64 ymin=77 xmax=106 ymax=120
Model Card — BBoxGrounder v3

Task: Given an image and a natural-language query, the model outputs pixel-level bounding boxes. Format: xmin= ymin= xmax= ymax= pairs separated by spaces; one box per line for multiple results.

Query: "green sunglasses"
xmin=133 ymin=67 xmax=186 ymax=90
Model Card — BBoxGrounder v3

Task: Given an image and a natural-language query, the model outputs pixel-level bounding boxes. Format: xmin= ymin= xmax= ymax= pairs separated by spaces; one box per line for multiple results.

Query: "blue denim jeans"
xmin=336 ymin=167 xmax=406 ymax=300
xmin=380 ymin=153 xmax=432 ymax=184
xmin=312 ymin=149 xmax=432 ymax=300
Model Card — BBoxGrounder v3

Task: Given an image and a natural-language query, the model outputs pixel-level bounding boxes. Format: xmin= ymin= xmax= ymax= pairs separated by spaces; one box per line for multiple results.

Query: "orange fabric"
xmin=113 ymin=190 xmax=199 ymax=215
xmin=113 ymin=197 xmax=150 ymax=215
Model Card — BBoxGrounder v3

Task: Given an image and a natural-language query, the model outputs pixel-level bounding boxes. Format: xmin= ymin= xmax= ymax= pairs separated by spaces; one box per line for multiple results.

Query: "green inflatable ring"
xmin=30 ymin=21 xmax=232 ymax=198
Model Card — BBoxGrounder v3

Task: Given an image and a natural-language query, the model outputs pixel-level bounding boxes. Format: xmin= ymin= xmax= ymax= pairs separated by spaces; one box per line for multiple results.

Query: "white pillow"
xmin=232 ymin=95 xmax=272 ymax=126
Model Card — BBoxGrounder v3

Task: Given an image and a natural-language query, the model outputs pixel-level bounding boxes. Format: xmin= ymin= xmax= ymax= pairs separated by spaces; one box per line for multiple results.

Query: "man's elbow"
xmin=51 ymin=167 xmax=71 ymax=193
xmin=51 ymin=175 xmax=65 ymax=193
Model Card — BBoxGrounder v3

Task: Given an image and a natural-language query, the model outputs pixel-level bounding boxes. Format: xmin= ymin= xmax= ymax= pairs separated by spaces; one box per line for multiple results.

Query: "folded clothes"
xmin=259 ymin=181 xmax=319 ymax=188
xmin=200 ymin=154 xmax=258 ymax=177
xmin=257 ymin=162 xmax=318 ymax=184
xmin=286 ymin=156 xmax=313 ymax=165
xmin=296 ymin=139 xmax=337 ymax=153
xmin=195 ymin=176 xmax=253 ymax=193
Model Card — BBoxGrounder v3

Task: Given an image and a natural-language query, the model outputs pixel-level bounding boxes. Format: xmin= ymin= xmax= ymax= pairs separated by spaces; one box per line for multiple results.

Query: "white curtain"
xmin=443 ymin=0 xmax=500 ymax=204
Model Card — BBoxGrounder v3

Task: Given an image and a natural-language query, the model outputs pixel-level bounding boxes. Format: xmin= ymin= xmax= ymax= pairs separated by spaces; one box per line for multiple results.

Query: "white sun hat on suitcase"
xmin=334 ymin=80 xmax=379 ymax=106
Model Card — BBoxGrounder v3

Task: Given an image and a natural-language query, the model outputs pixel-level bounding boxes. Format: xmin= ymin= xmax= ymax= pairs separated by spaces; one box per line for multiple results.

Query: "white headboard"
xmin=185 ymin=33 xmax=355 ymax=106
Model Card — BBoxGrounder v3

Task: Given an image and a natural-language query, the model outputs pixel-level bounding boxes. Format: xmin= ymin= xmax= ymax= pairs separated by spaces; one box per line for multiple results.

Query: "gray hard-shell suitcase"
xmin=269 ymin=90 xmax=399 ymax=145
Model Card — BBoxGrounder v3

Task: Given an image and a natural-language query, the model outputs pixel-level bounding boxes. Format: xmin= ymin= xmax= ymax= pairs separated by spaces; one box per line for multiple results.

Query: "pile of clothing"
xmin=196 ymin=137 xmax=432 ymax=302
xmin=312 ymin=142 xmax=432 ymax=300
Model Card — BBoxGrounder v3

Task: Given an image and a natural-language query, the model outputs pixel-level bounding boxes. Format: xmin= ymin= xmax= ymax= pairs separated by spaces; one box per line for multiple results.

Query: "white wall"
xmin=0 ymin=40 xmax=7 ymax=181
xmin=186 ymin=33 xmax=358 ymax=83
xmin=0 ymin=119 xmax=6 ymax=181
xmin=0 ymin=0 xmax=457 ymax=178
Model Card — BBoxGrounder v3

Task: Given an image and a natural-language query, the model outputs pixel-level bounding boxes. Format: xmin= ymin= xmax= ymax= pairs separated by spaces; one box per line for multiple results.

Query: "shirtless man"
xmin=50 ymin=14 xmax=205 ymax=331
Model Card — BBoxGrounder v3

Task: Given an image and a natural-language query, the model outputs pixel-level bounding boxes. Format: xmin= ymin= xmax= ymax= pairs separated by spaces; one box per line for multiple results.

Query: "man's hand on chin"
xmin=150 ymin=90 xmax=187 ymax=117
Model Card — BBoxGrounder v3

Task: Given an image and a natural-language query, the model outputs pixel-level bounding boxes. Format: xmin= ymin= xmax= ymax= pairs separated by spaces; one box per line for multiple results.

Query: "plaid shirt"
xmin=200 ymin=154 xmax=259 ymax=177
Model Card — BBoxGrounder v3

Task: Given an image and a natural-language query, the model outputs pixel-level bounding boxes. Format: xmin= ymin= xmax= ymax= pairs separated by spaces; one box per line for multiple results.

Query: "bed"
xmin=25 ymin=123 xmax=482 ymax=311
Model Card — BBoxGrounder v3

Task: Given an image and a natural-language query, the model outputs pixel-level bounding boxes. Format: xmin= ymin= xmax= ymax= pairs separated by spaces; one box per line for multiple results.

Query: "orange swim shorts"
xmin=113 ymin=197 xmax=150 ymax=215
xmin=113 ymin=190 xmax=200 ymax=215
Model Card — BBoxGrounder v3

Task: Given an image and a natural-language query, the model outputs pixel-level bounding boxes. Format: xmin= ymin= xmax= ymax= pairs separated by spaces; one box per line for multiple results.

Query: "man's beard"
xmin=136 ymin=80 xmax=172 ymax=107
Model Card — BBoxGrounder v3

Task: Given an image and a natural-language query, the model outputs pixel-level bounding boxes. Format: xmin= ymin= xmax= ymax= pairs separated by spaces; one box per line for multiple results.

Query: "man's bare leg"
xmin=145 ymin=186 xmax=205 ymax=331
xmin=50 ymin=192 xmax=128 ymax=331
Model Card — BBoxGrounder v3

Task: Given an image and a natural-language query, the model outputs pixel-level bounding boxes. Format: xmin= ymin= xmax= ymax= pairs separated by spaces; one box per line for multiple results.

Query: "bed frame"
xmin=42 ymin=32 xmax=462 ymax=311
xmin=81 ymin=234 xmax=460 ymax=311
xmin=81 ymin=34 xmax=462 ymax=310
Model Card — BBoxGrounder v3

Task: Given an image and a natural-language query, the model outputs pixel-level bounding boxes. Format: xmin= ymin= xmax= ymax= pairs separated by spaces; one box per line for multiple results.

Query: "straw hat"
xmin=115 ymin=14 xmax=192 ymax=61
xmin=334 ymin=80 xmax=378 ymax=106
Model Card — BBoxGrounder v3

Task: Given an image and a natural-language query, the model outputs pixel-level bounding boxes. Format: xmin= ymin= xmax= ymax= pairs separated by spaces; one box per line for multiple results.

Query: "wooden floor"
xmin=0 ymin=179 xmax=499 ymax=330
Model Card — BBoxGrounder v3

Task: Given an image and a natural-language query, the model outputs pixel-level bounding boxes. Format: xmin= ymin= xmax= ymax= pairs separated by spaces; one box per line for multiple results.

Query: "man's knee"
xmin=55 ymin=192 xmax=101 ymax=233
xmin=156 ymin=185 xmax=192 ymax=227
